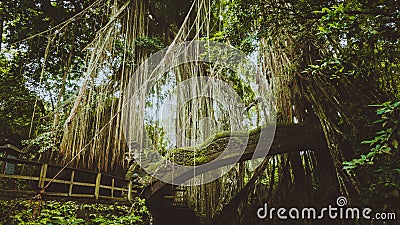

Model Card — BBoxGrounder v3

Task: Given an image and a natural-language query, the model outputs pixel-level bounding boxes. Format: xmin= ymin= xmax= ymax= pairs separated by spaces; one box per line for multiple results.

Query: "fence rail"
xmin=0 ymin=157 xmax=141 ymax=202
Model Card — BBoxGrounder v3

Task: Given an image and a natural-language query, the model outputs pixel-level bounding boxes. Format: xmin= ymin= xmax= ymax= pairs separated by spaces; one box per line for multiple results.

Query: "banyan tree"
xmin=5 ymin=0 xmax=399 ymax=224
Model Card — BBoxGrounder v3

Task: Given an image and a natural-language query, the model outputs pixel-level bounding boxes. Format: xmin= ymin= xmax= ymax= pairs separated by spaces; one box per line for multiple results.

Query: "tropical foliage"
xmin=0 ymin=198 xmax=150 ymax=225
xmin=0 ymin=0 xmax=399 ymax=224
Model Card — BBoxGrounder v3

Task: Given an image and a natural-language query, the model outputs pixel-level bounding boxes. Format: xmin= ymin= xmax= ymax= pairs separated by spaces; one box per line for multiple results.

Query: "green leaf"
xmin=343 ymin=165 xmax=355 ymax=170
xmin=392 ymin=139 xmax=398 ymax=149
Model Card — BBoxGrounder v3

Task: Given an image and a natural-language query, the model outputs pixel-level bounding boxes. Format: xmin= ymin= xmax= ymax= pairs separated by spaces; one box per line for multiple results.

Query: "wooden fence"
xmin=0 ymin=157 xmax=141 ymax=202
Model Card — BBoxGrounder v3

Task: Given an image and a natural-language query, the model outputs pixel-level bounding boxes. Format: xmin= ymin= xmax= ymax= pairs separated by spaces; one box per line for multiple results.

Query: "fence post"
xmin=38 ymin=164 xmax=48 ymax=188
xmin=68 ymin=171 xmax=75 ymax=196
xmin=127 ymin=181 xmax=132 ymax=201
xmin=111 ymin=178 xmax=115 ymax=198
xmin=94 ymin=173 xmax=101 ymax=200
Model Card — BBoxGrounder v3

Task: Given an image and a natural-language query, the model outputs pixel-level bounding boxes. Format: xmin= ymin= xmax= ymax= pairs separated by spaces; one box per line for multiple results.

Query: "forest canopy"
xmin=0 ymin=0 xmax=399 ymax=224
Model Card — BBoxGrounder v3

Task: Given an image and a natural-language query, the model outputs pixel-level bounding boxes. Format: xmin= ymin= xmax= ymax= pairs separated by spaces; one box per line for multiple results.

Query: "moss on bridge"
xmin=164 ymin=121 xmax=323 ymax=166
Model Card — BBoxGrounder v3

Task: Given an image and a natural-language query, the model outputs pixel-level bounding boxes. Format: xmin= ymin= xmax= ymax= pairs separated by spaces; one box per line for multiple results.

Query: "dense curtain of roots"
xmin=30 ymin=0 xmax=368 ymax=223
xmin=160 ymin=2 xmax=339 ymax=224
xmin=57 ymin=0 xmax=149 ymax=174
xmin=181 ymin=36 xmax=336 ymax=224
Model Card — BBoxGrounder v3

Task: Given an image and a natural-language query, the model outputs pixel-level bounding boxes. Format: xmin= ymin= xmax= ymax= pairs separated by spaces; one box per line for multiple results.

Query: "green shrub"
xmin=0 ymin=197 xmax=150 ymax=225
